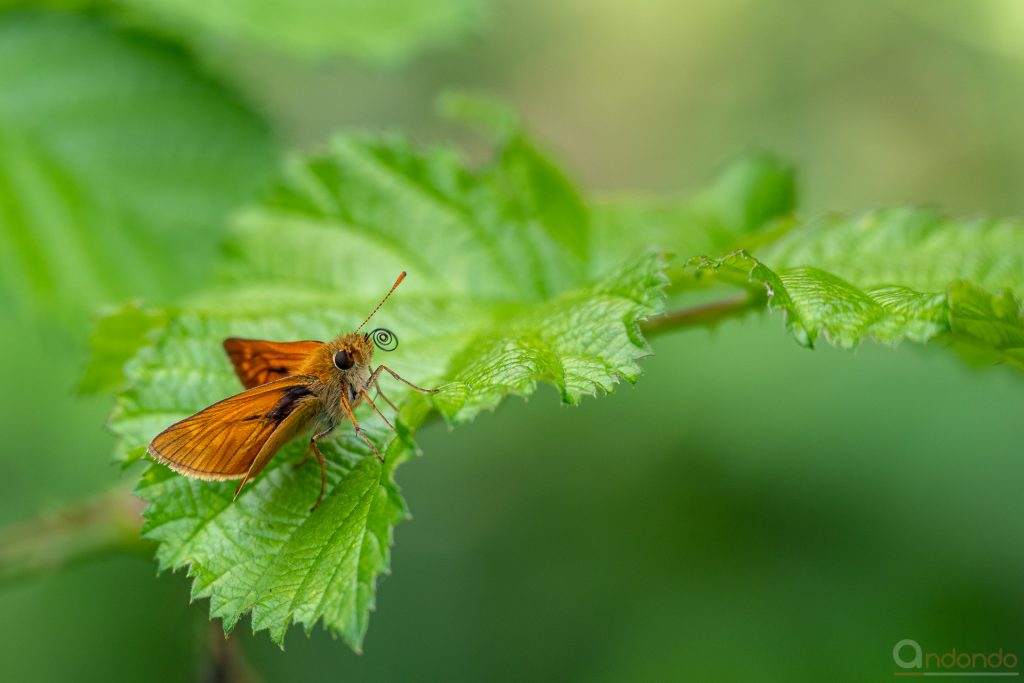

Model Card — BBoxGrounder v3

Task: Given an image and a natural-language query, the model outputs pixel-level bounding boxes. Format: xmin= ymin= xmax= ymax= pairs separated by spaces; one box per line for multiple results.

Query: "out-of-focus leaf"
xmin=79 ymin=303 xmax=169 ymax=395
xmin=591 ymin=153 xmax=797 ymax=276
xmin=439 ymin=93 xmax=796 ymax=281
xmin=114 ymin=0 xmax=482 ymax=62
xmin=104 ymin=132 xmax=666 ymax=648
xmin=947 ymin=281 xmax=1024 ymax=367
xmin=0 ymin=12 xmax=275 ymax=324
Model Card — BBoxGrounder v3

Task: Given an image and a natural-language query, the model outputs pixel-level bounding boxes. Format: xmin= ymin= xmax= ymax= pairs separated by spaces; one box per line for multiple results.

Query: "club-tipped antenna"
xmin=355 ymin=271 xmax=406 ymax=333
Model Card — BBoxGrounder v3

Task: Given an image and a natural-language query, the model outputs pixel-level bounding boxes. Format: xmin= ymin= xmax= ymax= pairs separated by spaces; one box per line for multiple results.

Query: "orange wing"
xmin=148 ymin=377 xmax=317 ymax=485
xmin=223 ymin=338 xmax=323 ymax=389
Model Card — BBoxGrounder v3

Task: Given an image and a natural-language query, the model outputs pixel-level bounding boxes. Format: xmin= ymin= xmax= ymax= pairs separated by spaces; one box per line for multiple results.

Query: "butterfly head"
xmin=326 ymin=272 xmax=405 ymax=380
xmin=330 ymin=334 xmax=373 ymax=373
xmin=330 ymin=327 xmax=399 ymax=372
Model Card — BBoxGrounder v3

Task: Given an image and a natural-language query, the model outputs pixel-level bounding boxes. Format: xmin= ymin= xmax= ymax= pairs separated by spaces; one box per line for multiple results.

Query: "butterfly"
xmin=147 ymin=272 xmax=436 ymax=511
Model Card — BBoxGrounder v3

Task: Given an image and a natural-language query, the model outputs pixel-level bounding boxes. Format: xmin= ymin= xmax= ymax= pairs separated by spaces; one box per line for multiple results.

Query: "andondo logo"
xmin=893 ymin=639 xmax=1020 ymax=677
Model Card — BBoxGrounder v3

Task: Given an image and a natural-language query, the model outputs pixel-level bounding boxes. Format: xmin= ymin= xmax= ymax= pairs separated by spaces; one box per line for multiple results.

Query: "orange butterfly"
xmin=148 ymin=272 xmax=436 ymax=511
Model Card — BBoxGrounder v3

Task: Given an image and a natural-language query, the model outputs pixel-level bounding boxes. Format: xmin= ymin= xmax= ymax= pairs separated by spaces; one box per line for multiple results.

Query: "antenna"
xmin=355 ymin=272 xmax=406 ymax=333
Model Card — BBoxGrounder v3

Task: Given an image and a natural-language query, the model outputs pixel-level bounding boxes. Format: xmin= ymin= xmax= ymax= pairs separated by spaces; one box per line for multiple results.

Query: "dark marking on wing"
xmin=266 ymin=385 xmax=315 ymax=422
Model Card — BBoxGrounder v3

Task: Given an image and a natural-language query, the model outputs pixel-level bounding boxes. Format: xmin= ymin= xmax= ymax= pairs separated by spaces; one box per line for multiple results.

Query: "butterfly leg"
xmin=295 ymin=443 xmax=313 ymax=469
xmin=373 ymin=381 xmax=399 ymax=412
xmin=371 ymin=365 xmax=439 ymax=394
xmin=340 ymin=393 xmax=385 ymax=463
xmin=308 ymin=426 xmax=333 ymax=512
xmin=295 ymin=425 xmax=333 ymax=470
xmin=359 ymin=388 xmax=396 ymax=432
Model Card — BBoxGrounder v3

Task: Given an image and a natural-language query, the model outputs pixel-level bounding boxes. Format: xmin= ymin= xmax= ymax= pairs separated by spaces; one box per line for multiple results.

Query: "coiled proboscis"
xmin=369 ymin=327 xmax=398 ymax=351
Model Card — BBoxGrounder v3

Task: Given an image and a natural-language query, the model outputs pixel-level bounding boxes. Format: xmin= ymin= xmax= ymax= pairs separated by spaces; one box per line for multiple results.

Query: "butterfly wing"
xmin=223 ymin=338 xmax=323 ymax=389
xmin=148 ymin=377 xmax=318 ymax=484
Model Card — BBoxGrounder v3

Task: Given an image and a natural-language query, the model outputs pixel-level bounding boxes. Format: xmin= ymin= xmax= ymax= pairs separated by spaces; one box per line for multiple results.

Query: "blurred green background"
xmin=2 ymin=1 xmax=1023 ymax=681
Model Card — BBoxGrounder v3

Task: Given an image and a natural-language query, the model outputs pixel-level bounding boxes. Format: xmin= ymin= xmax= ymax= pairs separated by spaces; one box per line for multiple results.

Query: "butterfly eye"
xmin=333 ymin=349 xmax=354 ymax=370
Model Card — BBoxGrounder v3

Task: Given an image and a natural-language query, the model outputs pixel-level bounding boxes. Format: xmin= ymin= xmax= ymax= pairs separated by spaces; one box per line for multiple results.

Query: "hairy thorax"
xmin=298 ymin=332 xmax=376 ymax=434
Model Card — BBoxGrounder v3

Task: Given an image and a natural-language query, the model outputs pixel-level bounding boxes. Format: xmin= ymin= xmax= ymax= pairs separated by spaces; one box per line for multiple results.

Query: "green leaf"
xmin=439 ymin=97 xmax=797 ymax=281
xmin=947 ymin=282 xmax=1024 ymax=367
xmin=104 ymin=0 xmax=480 ymax=62
xmin=691 ymin=207 xmax=1024 ymax=365
xmin=137 ymin=424 xmax=413 ymax=648
xmin=437 ymin=90 xmax=522 ymax=141
xmin=78 ymin=303 xmax=169 ymax=395
xmin=692 ymin=251 xmax=949 ymax=349
xmin=760 ymin=208 xmax=1024 ymax=363
xmin=762 ymin=207 xmax=1024 ymax=295
xmin=591 ymin=159 xmax=1024 ymax=368
xmin=0 ymin=11 xmax=275 ymax=324
xmin=591 ymin=153 xmax=796 ymax=276
xmin=435 ymin=252 xmax=666 ymax=421
xmin=105 ymin=132 xmax=666 ymax=648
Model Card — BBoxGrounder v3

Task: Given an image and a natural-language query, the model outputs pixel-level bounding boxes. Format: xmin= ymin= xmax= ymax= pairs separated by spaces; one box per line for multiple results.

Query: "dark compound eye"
xmin=333 ymin=349 xmax=354 ymax=370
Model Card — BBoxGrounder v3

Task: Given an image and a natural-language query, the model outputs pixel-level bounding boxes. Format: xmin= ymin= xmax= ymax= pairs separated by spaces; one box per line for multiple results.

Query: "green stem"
xmin=202 ymin=623 xmax=261 ymax=683
xmin=0 ymin=486 xmax=148 ymax=585
xmin=642 ymin=293 xmax=761 ymax=336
